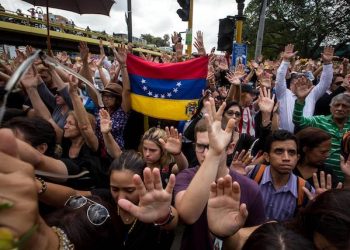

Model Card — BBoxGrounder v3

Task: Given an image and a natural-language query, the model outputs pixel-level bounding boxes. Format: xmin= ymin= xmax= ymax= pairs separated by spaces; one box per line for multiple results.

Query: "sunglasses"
xmin=65 ymin=196 xmax=110 ymax=226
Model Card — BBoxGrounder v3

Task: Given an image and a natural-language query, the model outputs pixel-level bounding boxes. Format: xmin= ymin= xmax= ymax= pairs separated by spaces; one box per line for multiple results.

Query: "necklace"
xmin=123 ymin=219 xmax=137 ymax=246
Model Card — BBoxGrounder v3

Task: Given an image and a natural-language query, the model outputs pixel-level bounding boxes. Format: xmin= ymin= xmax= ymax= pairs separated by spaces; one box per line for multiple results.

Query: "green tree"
xmin=140 ymin=34 xmax=170 ymax=47
xmin=244 ymin=0 xmax=350 ymax=59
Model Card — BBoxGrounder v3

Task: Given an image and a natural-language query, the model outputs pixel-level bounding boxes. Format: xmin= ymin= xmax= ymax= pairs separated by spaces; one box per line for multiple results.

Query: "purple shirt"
xmin=95 ymin=107 xmax=129 ymax=149
xmin=174 ymin=167 xmax=266 ymax=250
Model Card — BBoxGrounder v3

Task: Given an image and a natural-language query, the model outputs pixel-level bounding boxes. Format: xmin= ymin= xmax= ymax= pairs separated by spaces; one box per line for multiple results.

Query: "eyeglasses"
xmin=65 ymin=196 xmax=110 ymax=226
xmin=225 ymin=110 xmax=241 ymax=117
xmin=195 ymin=143 xmax=210 ymax=153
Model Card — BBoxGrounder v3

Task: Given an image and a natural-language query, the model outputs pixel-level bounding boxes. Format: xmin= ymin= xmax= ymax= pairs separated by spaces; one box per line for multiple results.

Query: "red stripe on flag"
xmin=127 ymin=54 xmax=209 ymax=80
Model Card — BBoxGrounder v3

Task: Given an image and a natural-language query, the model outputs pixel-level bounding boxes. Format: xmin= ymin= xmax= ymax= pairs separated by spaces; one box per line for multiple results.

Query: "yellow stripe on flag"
xmin=131 ymin=93 xmax=198 ymax=121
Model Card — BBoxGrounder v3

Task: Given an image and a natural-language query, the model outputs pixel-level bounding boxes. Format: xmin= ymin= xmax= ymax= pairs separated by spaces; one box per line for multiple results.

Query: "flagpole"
xmin=46 ymin=0 xmax=51 ymax=53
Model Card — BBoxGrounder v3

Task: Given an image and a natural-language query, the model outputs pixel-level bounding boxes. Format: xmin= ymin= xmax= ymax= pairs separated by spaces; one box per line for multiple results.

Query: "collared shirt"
xmin=257 ymin=165 xmax=298 ymax=221
xmin=293 ymin=100 xmax=350 ymax=181
xmin=275 ymin=61 xmax=333 ymax=132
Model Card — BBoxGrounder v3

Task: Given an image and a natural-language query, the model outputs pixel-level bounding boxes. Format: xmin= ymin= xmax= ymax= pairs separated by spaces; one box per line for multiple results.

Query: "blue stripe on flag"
xmin=130 ymin=74 xmax=206 ymax=100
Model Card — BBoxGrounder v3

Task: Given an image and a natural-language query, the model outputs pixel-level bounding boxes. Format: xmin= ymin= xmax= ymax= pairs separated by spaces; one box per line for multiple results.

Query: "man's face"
xmin=330 ymin=101 xmax=350 ymax=120
xmin=195 ymin=131 xmax=210 ymax=165
xmin=330 ymin=76 xmax=344 ymax=92
xmin=264 ymin=140 xmax=299 ymax=175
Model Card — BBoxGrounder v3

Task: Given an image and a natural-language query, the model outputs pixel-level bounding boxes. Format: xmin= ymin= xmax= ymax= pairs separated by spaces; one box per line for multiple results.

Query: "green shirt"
xmin=293 ymin=100 xmax=350 ymax=181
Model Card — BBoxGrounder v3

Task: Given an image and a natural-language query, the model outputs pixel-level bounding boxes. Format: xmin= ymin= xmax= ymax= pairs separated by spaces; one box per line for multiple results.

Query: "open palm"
xmin=118 ymin=168 xmax=175 ymax=223
xmin=207 ymin=175 xmax=248 ymax=237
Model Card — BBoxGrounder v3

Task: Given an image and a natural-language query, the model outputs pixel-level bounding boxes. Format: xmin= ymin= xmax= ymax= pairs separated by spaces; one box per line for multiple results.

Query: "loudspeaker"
xmin=217 ymin=17 xmax=235 ymax=51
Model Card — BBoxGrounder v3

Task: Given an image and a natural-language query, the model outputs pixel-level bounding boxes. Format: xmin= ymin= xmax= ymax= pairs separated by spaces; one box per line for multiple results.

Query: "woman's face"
xmin=63 ymin=115 xmax=80 ymax=139
xmin=102 ymin=93 xmax=117 ymax=109
xmin=305 ymin=139 xmax=331 ymax=166
xmin=110 ymin=170 xmax=138 ymax=206
xmin=142 ymin=139 xmax=162 ymax=165
xmin=223 ymin=105 xmax=241 ymax=128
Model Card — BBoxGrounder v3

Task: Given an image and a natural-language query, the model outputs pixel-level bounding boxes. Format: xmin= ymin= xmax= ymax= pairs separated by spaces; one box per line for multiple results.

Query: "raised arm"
xmin=115 ymin=44 xmax=131 ymax=112
xmin=292 ymin=77 xmax=317 ymax=128
xmin=68 ymin=76 xmax=99 ymax=152
xmin=308 ymin=47 xmax=334 ymax=101
xmin=275 ymin=44 xmax=297 ymax=99
xmin=118 ymin=167 xmax=178 ymax=230
xmin=21 ymin=65 xmax=63 ymax=142
xmin=225 ymin=64 xmax=246 ymax=103
xmin=175 ymin=99 xmax=236 ymax=224
xmin=100 ymin=108 xmax=122 ymax=158
xmin=78 ymin=42 xmax=100 ymax=107
xmin=159 ymin=126 xmax=188 ymax=174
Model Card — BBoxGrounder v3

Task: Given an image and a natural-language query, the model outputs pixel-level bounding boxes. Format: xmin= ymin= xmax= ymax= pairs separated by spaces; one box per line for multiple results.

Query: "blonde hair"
xmin=139 ymin=127 xmax=173 ymax=167
xmin=67 ymin=111 xmax=96 ymax=134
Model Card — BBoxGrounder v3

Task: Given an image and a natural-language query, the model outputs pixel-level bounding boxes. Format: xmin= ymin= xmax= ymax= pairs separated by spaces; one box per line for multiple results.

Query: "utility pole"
xmin=127 ymin=0 xmax=132 ymax=43
xmin=186 ymin=0 xmax=194 ymax=56
xmin=254 ymin=0 xmax=267 ymax=60
xmin=235 ymin=0 xmax=245 ymax=43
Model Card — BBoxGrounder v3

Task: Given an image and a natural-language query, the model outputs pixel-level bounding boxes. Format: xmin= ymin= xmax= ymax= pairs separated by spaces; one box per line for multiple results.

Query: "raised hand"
xmin=226 ymin=64 xmax=245 ymax=86
xmin=68 ymin=74 xmax=79 ymax=94
xmin=171 ymin=31 xmax=179 ymax=45
xmin=207 ymin=175 xmax=248 ymax=238
xmin=115 ymin=44 xmax=127 ymax=65
xmin=230 ymin=150 xmax=253 ymax=175
xmin=194 ymin=31 xmax=206 ymax=56
xmin=204 ymin=98 xmax=235 ymax=156
xmin=282 ymin=44 xmax=298 ymax=62
xmin=255 ymin=64 xmax=264 ymax=79
xmin=96 ymin=55 xmax=106 ymax=68
xmin=118 ymin=167 xmax=175 ymax=223
xmin=159 ymin=126 xmax=182 ymax=155
xmin=20 ymin=64 xmax=40 ymax=89
xmin=321 ymin=46 xmax=334 ymax=64
xmin=295 ymin=77 xmax=314 ymax=101
xmin=258 ymin=87 xmax=275 ymax=113
xmin=303 ymin=171 xmax=342 ymax=201
xmin=99 ymin=109 xmax=112 ymax=134
xmin=175 ymin=42 xmax=183 ymax=61
xmin=78 ymin=41 xmax=90 ymax=62
xmin=340 ymin=155 xmax=350 ymax=177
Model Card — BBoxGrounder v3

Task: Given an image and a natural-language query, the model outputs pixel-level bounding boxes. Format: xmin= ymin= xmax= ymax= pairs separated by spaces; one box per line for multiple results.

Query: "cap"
xmin=241 ymin=84 xmax=258 ymax=95
xmin=100 ymin=83 xmax=122 ymax=96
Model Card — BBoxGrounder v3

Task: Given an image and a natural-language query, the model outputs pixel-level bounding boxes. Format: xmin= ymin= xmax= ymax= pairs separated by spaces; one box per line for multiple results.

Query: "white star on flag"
xmin=176 ymin=82 xmax=182 ymax=87
xmin=173 ymin=88 xmax=178 ymax=93
xmin=154 ymin=94 xmax=159 ymax=98
xmin=161 ymin=94 xmax=165 ymax=98
xmin=141 ymin=79 xmax=146 ymax=84
xmin=148 ymin=91 xmax=153 ymax=96
xmin=167 ymin=92 xmax=172 ymax=97
xmin=142 ymin=86 xmax=148 ymax=91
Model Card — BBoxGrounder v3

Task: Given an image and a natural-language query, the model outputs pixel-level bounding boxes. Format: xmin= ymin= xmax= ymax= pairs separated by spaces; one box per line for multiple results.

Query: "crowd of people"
xmin=0 ymin=29 xmax=350 ymax=250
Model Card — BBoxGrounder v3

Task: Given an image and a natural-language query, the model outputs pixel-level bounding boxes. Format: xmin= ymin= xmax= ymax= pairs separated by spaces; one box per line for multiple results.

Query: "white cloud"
xmin=0 ymin=0 xmax=251 ymax=52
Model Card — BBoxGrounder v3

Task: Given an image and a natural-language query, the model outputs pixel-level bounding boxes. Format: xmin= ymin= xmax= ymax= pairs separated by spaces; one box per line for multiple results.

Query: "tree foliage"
xmin=244 ymin=0 xmax=350 ymax=59
xmin=140 ymin=34 xmax=170 ymax=47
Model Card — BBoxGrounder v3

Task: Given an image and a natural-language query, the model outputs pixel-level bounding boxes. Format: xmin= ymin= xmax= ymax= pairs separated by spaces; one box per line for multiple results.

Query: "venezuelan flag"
xmin=127 ymin=54 xmax=208 ymax=120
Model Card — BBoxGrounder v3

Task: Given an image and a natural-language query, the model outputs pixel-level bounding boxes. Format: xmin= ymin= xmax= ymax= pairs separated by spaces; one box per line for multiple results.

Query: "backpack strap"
xmin=297 ymin=177 xmax=305 ymax=207
xmin=251 ymin=164 xmax=267 ymax=184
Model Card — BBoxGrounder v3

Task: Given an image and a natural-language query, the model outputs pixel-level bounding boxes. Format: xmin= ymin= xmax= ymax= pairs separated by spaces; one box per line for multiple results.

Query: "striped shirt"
xmin=250 ymin=165 xmax=299 ymax=221
xmin=293 ymin=100 xmax=350 ymax=181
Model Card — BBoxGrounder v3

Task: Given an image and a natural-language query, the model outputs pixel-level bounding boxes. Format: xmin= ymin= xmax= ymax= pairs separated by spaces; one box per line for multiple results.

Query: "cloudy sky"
xmin=1 ymin=0 xmax=251 ymax=52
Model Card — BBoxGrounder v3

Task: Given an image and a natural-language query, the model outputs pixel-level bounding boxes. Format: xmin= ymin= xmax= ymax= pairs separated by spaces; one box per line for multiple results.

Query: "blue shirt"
xmin=257 ymin=165 xmax=298 ymax=221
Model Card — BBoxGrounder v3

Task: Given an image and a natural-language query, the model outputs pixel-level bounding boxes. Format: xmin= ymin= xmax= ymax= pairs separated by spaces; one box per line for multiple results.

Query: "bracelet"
xmin=153 ymin=206 xmax=174 ymax=226
xmin=172 ymin=151 xmax=182 ymax=156
xmin=121 ymin=64 xmax=127 ymax=69
xmin=36 ymin=177 xmax=47 ymax=195
xmin=51 ymin=226 xmax=74 ymax=250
